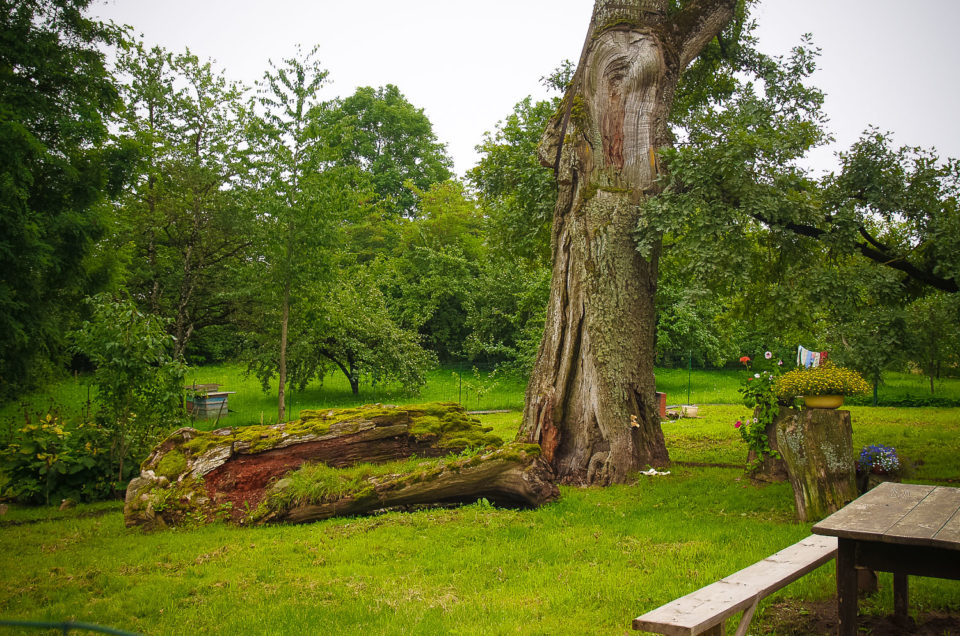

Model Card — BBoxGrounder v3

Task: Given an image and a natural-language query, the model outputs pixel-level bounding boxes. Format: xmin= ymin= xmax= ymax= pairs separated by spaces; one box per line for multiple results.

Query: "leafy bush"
xmin=775 ymin=363 xmax=871 ymax=399
xmin=0 ymin=411 xmax=121 ymax=504
xmin=735 ymin=352 xmax=785 ymax=461
xmin=72 ymin=294 xmax=186 ymax=485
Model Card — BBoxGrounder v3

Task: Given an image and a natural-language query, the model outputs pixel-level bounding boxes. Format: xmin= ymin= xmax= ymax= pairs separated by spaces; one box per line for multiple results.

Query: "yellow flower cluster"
xmin=775 ymin=363 xmax=871 ymax=399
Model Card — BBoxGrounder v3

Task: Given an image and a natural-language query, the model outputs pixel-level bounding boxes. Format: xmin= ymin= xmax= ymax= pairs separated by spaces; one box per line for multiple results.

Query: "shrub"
xmin=72 ymin=294 xmax=186 ymax=487
xmin=0 ymin=411 xmax=122 ymax=505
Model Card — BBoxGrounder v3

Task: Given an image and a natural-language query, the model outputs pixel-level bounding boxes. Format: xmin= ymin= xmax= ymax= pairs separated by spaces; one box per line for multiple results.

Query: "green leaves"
xmin=0 ymin=0 xmax=123 ymax=398
xmin=315 ymin=84 xmax=452 ymax=218
xmin=70 ymin=293 xmax=185 ymax=483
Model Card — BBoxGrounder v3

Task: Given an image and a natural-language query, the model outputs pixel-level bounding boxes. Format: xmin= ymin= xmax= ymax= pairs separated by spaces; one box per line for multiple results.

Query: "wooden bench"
xmin=633 ymin=534 xmax=837 ymax=636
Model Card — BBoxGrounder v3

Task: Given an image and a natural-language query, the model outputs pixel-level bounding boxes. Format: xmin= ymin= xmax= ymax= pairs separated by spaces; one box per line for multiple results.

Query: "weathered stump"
xmin=747 ymin=406 xmax=790 ymax=483
xmin=124 ymin=403 xmax=558 ymax=529
xmin=776 ymin=408 xmax=858 ymax=522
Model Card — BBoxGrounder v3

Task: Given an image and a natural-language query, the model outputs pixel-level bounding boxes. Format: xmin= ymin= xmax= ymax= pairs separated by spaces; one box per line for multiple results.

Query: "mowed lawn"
xmin=2 ymin=405 xmax=958 ymax=635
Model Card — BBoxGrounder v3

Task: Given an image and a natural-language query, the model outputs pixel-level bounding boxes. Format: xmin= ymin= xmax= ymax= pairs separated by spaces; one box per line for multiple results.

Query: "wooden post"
xmin=837 ymin=538 xmax=859 ymax=636
xmin=893 ymin=573 xmax=911 ymax=628
xmin=776 ymin=408 xmax=858 ymax=522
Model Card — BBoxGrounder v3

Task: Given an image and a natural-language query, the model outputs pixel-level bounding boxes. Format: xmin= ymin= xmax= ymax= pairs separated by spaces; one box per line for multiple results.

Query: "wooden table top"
xmin=813 ymin=482 xmax=960 ymax=551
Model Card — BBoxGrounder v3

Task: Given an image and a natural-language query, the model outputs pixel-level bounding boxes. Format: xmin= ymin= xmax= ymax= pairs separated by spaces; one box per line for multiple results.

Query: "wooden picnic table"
xmin=812 ymin=481 xmax=960 ymax=635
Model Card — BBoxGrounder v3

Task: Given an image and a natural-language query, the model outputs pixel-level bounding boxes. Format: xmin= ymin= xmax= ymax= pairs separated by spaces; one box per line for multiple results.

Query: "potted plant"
xmin=774 ymin=362 xmax=870 ymax=408
xmin=856 ymin=444 xmax=902 ymax=493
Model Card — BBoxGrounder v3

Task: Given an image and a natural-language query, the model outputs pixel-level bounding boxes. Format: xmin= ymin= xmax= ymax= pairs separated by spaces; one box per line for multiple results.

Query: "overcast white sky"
xmin=91 ymin=0 xmax=960 ymax=177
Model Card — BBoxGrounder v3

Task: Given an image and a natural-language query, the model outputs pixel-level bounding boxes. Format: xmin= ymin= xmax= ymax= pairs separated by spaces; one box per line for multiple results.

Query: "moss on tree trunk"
xmin=519 ymin=0 xmax=738 ymax=485
xmin=776 ymin=408 xmax=858 ymax=522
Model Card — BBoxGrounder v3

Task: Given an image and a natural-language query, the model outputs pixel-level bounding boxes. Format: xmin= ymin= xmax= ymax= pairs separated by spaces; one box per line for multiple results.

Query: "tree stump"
xmin=747 ymin=406 xmax=790 ymax=483
xmin=775 ymin=408 xmax=858 ymax=522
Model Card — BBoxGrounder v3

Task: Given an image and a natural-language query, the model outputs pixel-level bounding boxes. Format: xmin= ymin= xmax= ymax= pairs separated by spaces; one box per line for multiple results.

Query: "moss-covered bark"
xmin=123 ymin=403 xmax=558 ymax=529
xmin=258 ymin=445 xmax=557 ymax=525
xmin=776 ymin=408 xmax=858 ymax=522
xmin=520 ymin=0 xmax=738 ymax=485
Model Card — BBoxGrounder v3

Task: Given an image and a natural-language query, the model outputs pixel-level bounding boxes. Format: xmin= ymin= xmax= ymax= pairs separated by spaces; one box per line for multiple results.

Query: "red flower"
xmin=735 ymin=420 xmax=743 ymax=429
xmin=739 ymin=356 xmax=751 ymax=365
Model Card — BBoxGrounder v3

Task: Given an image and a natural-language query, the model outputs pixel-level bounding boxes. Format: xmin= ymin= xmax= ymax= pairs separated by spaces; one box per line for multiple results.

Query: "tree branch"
xmin=670 ymin=0 xmax=739 ymax=69
xmin=749 ymin=213 xmax=959 ymax=293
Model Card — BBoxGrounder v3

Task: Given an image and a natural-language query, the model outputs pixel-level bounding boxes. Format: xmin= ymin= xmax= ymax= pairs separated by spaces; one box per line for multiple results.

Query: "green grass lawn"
xmin=2 ymin=405 xmax=958 ymax=635
xmin=4 ymin=363 xmax=960 ymax=435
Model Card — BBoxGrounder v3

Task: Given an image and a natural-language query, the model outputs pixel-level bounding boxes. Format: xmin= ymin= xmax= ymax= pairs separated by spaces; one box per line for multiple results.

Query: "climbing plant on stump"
xmin=519 ymin=0 xmax=741 ymax=485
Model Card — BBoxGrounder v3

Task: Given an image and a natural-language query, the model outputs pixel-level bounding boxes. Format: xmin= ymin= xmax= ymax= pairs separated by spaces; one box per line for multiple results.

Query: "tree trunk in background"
xmin=520 ymin=0 xmax=738 ymax=484
xmin=278 ymin=283 xmax=290 ymax=423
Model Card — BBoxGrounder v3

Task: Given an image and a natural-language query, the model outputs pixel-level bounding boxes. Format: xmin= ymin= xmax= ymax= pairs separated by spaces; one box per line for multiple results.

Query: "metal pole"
xmin=687 ymin=351 xmax=692 ymax=405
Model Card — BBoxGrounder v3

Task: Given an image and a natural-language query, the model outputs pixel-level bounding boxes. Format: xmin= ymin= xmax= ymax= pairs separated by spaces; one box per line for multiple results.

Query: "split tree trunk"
xmin=520 ymin=0 xmax=738 ymax=484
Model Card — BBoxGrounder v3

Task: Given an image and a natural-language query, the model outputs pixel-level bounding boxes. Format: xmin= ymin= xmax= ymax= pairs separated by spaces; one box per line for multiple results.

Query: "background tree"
xmin=307 ymin=270 xmax=437 ymax=396
xmin=380 ymin=181 xmax=484 ymax=362
xmin=905 ymin=292 xmax=960 ymax=395
xmin=519 ymin=0 xmax=744 ymax=485
xmin=71 ymin=294 xmax=185 ymax=489
xmin=113 ymin=43 xmax=254 ymax=360
xmin=316 ymin=84 xmax=452 ymax=218
xmin=243 ymin=46 xmax=339 ymax=422
xmin=470 ymin=95 xmax=560 ymax=267
xmin=0 ymin=0 xmax=127 ymax=398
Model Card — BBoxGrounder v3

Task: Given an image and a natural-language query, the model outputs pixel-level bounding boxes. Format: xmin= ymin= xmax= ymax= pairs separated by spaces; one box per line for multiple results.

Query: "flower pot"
xmin=803 ymin=395 xmax=844 ymax=409
xmin=857 ymin=471 xmax=900 ymax=494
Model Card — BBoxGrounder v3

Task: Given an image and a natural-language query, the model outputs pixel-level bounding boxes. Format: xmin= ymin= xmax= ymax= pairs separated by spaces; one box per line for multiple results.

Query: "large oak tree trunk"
xmin=520 ymin=0 xmax=737 ymax=485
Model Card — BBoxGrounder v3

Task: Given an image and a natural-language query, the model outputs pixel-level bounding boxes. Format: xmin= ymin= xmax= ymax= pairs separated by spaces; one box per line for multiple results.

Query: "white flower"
xmin=754 ymin=373 xmax=760 ymax=379
xmin=765 ymin=351 xmax=773 ymax=359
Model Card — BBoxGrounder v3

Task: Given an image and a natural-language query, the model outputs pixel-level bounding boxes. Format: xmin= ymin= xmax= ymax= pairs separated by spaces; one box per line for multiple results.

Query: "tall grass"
xmin=2 ymin=405 xmax=958 ymax=635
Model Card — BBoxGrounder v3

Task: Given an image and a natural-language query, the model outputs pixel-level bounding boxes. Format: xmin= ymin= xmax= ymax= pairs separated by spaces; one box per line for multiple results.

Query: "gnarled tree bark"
xmin=520 ymin=0 xmax=738 ymax=485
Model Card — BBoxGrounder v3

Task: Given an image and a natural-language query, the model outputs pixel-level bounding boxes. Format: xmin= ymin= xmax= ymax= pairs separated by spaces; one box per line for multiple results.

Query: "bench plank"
xmin=633 ymin=535 xmax=837 ymax=635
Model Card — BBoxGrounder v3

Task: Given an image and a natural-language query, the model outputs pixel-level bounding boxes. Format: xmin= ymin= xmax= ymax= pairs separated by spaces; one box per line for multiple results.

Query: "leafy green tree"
xmin=309 ymin=270 xmax=437 ymax=396
xmin=463 ymin=257 xmax=551 ymax=374
xmin=243 ymin=46 xmax=369 ymax=421
xmin=72 ymin=294 xmax=185 ymax=488
xmin=114 ymin=42 xmax=254 ymax=359
xmin=906 ymin=292 xmax=960 ymax=394
xmin=316 ymin=84 xmax=452 ymax=218
xmin=0 ymin=0 xmax=127 ymax=398
xmin=380 ymin=181 xmax=483 ymax=361
xmin=470 ymin=96 xmax=559 ymax=266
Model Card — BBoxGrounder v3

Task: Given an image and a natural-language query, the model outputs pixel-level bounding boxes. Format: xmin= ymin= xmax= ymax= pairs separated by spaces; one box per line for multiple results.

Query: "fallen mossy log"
xmin=257 ymin=445 xmax=558 ymax=524
xmin=124 ymin=403 xmax=558 ymax=529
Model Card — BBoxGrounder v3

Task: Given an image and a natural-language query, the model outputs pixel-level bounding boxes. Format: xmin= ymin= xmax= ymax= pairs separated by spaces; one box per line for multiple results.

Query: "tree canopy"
xmin=0 ymin=0 xmax=125 ymax=397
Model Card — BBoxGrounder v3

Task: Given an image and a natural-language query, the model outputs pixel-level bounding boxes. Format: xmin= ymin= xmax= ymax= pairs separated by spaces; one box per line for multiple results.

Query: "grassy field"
xmin=2 ymin=405 xmax=958 ymax=634
xmin=5 ymin=363 xmax=959 ymax=434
